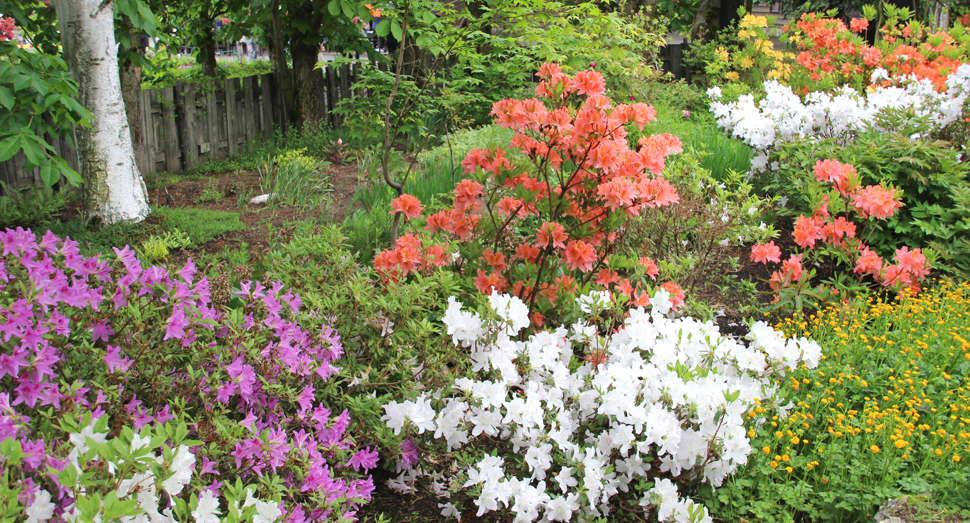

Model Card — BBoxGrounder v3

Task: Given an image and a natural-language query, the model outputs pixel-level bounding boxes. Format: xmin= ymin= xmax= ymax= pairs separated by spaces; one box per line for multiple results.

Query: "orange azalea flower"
xmin=751 ymin=241 xmax=782 ymax=264
xmin=564 ymin=240 xmax=597 ymax=272
xmin=389 ymin=194 xmax=423 ymax=219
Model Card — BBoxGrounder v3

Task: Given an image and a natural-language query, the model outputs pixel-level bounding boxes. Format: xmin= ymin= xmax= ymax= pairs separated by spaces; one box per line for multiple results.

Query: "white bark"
xmin=55 ymin=0 xmax=150 ymax=224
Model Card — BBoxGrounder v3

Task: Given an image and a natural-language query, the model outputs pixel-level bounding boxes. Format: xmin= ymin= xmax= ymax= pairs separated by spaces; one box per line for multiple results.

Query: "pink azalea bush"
xmin=0 ymin=228 xmax=375 ymax=522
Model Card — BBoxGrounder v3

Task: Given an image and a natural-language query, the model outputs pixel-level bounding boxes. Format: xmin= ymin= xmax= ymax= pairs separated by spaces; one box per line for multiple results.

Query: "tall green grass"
xmin=635 ymin=103 xmax=752 ymax=181
xmin=343 ymin=156 xmax=471 ymax=263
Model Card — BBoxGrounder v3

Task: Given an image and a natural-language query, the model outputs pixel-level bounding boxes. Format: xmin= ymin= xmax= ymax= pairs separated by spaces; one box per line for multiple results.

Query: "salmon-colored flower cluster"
xmin=373 ymin=233 xmax=450 ymax=284
xmin=373 ymin=64 xmax=685 ymax=322
xmin=751 ymin=159 xmax=929 ymax=299
xmin=788 ymin=12 xmax=968 ymax=91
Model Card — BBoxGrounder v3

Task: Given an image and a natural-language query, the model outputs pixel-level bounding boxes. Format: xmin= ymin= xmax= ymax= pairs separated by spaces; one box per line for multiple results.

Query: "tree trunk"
xmin=120 ymin=28 xmax=146 ymax=173
xmin=54 ymin=0 xmax=150 ymax=225
xmin=198 ymin=25 xmax=218 ymax=77
xmin=270 ymin=0 xmax=294 ymax=122
xmin=291 ymin=38 xmax=323 ymax=127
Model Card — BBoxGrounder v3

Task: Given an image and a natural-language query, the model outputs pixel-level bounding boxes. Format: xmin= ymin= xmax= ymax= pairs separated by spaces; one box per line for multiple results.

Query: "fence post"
xmin=261 ymin=73 xmax=274 ymax=142
xmin=161 ymin=86 xmax=181 ymax=173
xmin=179 ymin=83 xmax=200 ymax=168
xmin=243 ymin=76 xmax=257 ymax=144
xmin=225 ymin=78 xmax=239 ymax=158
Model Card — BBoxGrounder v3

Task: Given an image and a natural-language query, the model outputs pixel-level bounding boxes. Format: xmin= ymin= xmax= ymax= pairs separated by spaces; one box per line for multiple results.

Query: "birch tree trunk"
xmin=54 ymin=0 xmax=151 ymax=225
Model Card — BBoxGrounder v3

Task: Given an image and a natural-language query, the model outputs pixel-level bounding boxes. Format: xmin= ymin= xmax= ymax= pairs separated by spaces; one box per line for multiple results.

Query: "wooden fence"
xmin=0 ymin=63 xmax=364 ymax=197
xmin=660 ymin=43 xmax=692 ymax=83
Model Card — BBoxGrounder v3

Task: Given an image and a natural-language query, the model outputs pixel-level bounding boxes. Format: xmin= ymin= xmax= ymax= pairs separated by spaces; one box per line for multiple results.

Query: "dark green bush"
xmin=769 ymin=129 xmax=970 ymax=277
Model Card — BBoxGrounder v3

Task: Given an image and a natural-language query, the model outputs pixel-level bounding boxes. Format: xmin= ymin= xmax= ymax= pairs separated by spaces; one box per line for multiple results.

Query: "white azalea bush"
xmin=708 ymin=64 xmax=970 ymax=174
xmin=381 ymin=291 xmax=822 ymax=522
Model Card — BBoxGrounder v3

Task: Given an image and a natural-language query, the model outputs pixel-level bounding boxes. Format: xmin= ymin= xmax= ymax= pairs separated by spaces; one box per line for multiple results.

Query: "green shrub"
xmin=769 ymin=127 xmax=970 ymax=277
xmin=700 ymin=281 xmax=970 ymax=522
xmin=262 ymin=225 xmax=462 ymax=451
xmin=0 ymin=185 xmax=69 ymax=229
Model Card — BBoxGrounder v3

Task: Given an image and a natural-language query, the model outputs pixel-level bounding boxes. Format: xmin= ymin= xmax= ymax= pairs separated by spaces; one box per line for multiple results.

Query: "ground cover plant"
xmin=701 ymin=280 xmax=970 ymax=522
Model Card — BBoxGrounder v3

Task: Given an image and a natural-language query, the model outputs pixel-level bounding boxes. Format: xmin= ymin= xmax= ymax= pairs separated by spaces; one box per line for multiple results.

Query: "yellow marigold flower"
xmin=725 ymin=71 xmax=740 ymax=81
xmin=955 ymin=455 xmax=962 ymax=462
xmin=749 ymin=429 xmax=756 ymax=438
xmin=791 ymin=437 xmax=801 ymax=444
xmin=895 ymin=440 xmax=909 ymax=449
xmin=763 ymin=446 xmax=771 ymax=454
xmin=786 ymin=466 xmax=794 ymax=473
xmin=782 ymin=455 xmax=790 ymax=462
xmin=776 ymin=431 xmax=784 ymax=439
xmin=936 ymin=448 xmax=943 ymax=456
xmin=821 ymin=477 xmax=829 ymax=483
xmin=871 ymin=445 xmax=880 ymax=453
xmin=770 ymin=461 xmax=779 ymax=469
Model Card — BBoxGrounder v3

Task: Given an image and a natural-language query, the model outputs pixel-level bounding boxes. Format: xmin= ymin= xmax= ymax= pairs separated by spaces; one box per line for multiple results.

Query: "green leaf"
xmin=341 ymin=0 xmax=354 ymax=19
xmin=0 ymin=86 xmax=14 ymax=110
xmin=390 ymin=21 xmax=403 ymax=42
xmin=375 ymin=19 xmax=391 ymax=37
xmin=327 ymin=0 xmax=341 ymax=16
xmin=39 ymin=159 xmax=57 ymax=187
xmin=0 ymin=135 xmax=22 ymax=162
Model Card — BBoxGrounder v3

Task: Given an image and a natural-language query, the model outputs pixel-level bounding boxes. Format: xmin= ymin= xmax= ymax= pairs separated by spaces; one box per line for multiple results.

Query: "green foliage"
xmin=195 ymin=180 xmax=224 ymax=203
xmin=263 ymin=224 xmax=463 ymax=451
xmin=416 ymin=124 xmax=515 ymax=167
xmin=0 ymin=43 xmax=88 ymax=187
xmin=257 ymin=148 xmax=332 ymax=211
xmin=143 ymin=171 xmax=207 ymax=190
xmin=0 ymin=185 xmax=69 ymax=229
xmin=43 ymin=219 xmax=148 ymax=257
xmin=141 ymin=57 xmax=273 ymax=89
xmin=619 ymin=152 xmax=774 ymax=294
xmin=136 ymin=228 xmax=191 ymax=261
xmin=150 ymin=206 xmax=245 ymax=246
xmin=343 ymin=152 xmax=471 ymax=262
xmin=701 ymin=281 xmax=970 ymax=521
xmin=769 ymin=125 xmax=970 ymax=276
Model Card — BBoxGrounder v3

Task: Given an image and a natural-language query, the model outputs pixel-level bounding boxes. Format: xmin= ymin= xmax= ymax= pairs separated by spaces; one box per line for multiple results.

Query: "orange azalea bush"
xmin=785 ymin=11 xmax=970 ymax=92
xmin=750 ymin=159 xmax=930 ymax=307
xmin=375 ymin=64 xmax=686 ymax=325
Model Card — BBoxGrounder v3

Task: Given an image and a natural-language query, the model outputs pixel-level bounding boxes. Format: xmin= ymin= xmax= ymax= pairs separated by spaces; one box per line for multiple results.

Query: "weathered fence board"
xmin=2 ymin=64 xmax=373 ymax=195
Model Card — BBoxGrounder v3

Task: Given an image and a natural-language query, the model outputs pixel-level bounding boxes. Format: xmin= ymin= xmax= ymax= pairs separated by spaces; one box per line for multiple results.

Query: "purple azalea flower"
xmin=346 ymin=447 xmax=379 ymax=472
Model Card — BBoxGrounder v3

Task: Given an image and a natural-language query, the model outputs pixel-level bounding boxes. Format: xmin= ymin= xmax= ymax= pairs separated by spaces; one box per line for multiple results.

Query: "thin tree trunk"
xmin=270 ymin=0 xmax=294 ymax=121
xmin=120 ymin=27 xmax=146 ymax=172
xmin=54 ymin=0 xmax=150 ymax=225
xmin=199 ymin=25 xmax=218 ymax=77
